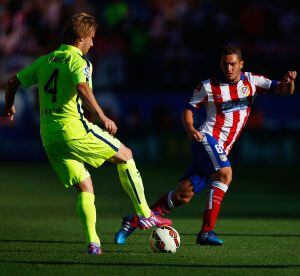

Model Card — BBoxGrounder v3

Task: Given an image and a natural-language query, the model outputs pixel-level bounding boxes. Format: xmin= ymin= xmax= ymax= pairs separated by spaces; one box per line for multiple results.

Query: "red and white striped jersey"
xmin=188 ymin=72 xmax=278 ymax=155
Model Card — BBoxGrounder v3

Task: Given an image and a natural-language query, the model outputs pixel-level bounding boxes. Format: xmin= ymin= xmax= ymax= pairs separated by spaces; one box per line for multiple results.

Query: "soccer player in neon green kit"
xmin=2 ymin=12 xmax=171 ymax=255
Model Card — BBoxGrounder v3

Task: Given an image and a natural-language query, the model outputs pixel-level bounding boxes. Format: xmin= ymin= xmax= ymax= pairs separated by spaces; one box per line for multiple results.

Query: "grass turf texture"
xmin=0 ymin=162 xmax=299 ymax=275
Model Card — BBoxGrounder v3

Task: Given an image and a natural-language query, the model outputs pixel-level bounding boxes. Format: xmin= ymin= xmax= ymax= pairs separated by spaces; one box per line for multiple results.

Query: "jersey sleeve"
xmin=250 ymin=73 xmax=278 ymax=94
xmin=187 ymin=83 xmax=208 ymax=110
xmin=17 ymin=60 xmax=39 ymax=87
xmin=70 ymin=58 xmax=91 ymax=86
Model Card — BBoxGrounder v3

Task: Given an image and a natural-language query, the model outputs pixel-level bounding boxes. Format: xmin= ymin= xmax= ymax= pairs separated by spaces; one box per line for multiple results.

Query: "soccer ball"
xmin=149 ymin=226 xmax=180 ymax=253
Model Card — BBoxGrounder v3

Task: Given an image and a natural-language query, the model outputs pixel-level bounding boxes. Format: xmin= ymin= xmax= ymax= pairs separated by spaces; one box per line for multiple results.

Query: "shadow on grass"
xmin=0 ymin=249 xmax=130 ymax=254
xmin=181 ymin=233 xmax=300 ymax=238
xmin=0 ymin=240 xmax=83 ymax=244
xmin=0 ymin=239 xmax=152 ymax=247
xmin=1 ymin=231 xmax=299 ymax=246
xmin=0 ymin=260 xmax=299 ymax=269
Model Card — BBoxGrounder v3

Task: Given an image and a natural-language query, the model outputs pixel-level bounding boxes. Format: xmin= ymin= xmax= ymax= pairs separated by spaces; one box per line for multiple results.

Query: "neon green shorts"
xmin=45 ymin=124 xmax=121 ymax=188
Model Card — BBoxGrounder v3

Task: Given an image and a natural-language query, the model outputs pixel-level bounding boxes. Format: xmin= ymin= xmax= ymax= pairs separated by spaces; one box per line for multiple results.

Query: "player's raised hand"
xmin=283 ymin=71 xmax=297 ymax=83
xmin=277 ymin=70 xmax=298 ymax=95
xmin=102 ymin=116 xmax=117 ymax=135
xmin=2 ymin=105 xmax=16 ymax=121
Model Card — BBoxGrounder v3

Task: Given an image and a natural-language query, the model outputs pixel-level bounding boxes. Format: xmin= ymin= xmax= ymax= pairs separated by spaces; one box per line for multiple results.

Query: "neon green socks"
xmin=77 ymin=192 xmax=100 ymax=245
xmin=117 ymin=159 xmax=151 ymax=217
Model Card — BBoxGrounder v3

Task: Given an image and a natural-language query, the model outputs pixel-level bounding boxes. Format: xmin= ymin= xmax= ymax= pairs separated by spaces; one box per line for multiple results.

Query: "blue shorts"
xmin=180 ymin=133 xmax=231 ymax=193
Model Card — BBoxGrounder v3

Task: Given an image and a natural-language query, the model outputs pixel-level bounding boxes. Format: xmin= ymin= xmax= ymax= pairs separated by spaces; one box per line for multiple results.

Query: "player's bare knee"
xmin=173 ymin=179 xmax=195 ymax=205
xmin=111 ymin=144 xmax=133 ymax=163
xmin=174 ymin=191 xmax=194 ymax=205
xmin=181 ymin=193 xmax=194 ymax=204
xmin=221 ymin=171 xmax=232 ymax=185
xmin=212 ymin=167 xmax=232 ymax=185
xmin=121 ymin=146 xmax=133 ymax=161
xmin=173 ymin=191 xmax=185 ymax=205
xmin=75 ymin=177 xmax=94 ymax=193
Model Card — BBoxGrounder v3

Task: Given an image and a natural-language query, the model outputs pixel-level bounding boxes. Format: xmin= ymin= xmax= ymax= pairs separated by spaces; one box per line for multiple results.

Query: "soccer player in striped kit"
xmin=115 ymin=45 xmax=297 ymax=246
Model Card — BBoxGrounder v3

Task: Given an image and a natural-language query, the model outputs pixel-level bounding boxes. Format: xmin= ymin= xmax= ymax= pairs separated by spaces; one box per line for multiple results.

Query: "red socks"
xmin=151 ymin=191 xmax=174 ymax=215
xmin=201 ymin=181 xmax=228 ymax=233
xmin=149 ymin=181 xmax=228 ymax=233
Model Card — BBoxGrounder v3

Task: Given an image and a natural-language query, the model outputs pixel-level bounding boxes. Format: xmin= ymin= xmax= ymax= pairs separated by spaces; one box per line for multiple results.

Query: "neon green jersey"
xmin=17 ymin=44 xmax=94 ymax=146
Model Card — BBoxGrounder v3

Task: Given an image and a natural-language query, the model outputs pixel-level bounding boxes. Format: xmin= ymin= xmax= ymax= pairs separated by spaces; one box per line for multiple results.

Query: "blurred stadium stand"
xmin=0 ymin=0 xmax=299 ymax=163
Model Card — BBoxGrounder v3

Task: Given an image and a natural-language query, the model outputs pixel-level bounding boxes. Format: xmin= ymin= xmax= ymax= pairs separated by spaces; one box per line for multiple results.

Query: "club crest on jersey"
xmin=239 ymin=85 xmax=250 ymax=96
xmin=83 ymin=66 xmax=91 ymax=79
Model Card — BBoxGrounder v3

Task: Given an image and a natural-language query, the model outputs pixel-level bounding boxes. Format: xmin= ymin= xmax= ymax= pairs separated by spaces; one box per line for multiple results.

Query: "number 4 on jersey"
xmin=44 ymin=69 xmax=59 ymax=103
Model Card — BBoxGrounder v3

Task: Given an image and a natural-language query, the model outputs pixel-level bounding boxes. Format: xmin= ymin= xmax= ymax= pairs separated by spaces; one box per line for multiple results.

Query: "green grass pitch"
xmin=0 ymin=162 xmax=299 ymax=275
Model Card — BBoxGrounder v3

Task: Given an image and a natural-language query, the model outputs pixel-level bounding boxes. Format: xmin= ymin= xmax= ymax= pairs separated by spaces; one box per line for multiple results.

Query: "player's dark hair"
xmin=221 ymin=45 xmax=243 ymax=60
xmin=62 ymin=13 xmax=98 ymax=44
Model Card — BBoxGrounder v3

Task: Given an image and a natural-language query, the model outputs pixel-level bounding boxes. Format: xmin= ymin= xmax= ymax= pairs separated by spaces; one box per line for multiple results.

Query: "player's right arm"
xmin=2 ymin=75 xmax=20 ymax=121
xmin=76 ymin=82 xmax=117 ymax=135
xmin=182 ymin=108 xmax=204 ymax=142
xmin=182 ymin=82 xmax=207 ymax=141
xmin=3 ymin=58 xmax=39 ymax=121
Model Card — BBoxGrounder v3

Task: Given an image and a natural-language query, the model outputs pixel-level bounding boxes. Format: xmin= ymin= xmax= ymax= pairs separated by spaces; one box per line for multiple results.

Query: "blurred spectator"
xmin=102 ymin=0 xmax=129 ymax=29
xmin=92 ymin=29 xmax=127 ymax=88
xmin=0 ymin=0 xmax=299 ymax=90
xmin=0 ymin=0 xmax=299 ymax=131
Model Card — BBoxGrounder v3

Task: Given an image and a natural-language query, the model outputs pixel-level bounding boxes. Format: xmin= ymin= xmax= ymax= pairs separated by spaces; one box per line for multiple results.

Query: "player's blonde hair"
xmin=62 ymin=12 xmax=98 ymax=44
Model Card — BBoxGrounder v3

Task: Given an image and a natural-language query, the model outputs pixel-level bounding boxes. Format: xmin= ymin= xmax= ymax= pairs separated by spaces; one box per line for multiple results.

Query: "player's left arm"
xmin=274 ymin=71 xmax=297 ymax=95
xmin=76 ymin=82 xmax=117 ymax=135
xmin=2 ymin=75 xmax=21 ymax=121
